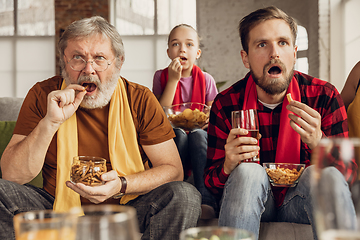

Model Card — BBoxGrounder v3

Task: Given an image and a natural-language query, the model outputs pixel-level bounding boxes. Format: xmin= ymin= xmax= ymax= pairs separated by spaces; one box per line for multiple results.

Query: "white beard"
xmin=62 ymin=68 xmax=120 ymax=109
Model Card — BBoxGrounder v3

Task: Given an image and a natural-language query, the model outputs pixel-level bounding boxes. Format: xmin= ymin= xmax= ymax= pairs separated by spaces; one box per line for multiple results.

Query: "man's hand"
xmin=66 ymin=170 xmax=121 ymax=204
xmin=223 ymin=128 xmax=260 ymax=175
xmin=45 ymin=84 xmax=86 ymax=128
xmin=286 ymin=100 xmax=322 ymax=149
xmin=168 ymin=57 xmax=182 ymax=82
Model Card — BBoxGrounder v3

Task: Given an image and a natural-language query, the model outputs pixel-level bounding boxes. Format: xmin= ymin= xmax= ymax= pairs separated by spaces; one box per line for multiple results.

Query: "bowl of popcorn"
xmin=263 ymin=163 xmax=305 ymax=187
xmin=163 ymin=102 xmax=210 ymax=131
xmin=180 ymin=226 xmax=255 ymax=240
xmin=70 ymin=156 xmax=107 ymax=186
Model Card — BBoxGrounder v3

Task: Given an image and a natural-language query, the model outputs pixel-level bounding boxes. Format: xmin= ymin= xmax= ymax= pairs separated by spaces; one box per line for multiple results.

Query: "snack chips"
xmin=168 ymin=108 xmax=209 ymax=130
xmin=286 ymin=93 xmax=293 ymax=103
xmin=71 ymin=159 xmax=106 ymax=186
xmin=265 ymin=165 xmax=304 ymax=185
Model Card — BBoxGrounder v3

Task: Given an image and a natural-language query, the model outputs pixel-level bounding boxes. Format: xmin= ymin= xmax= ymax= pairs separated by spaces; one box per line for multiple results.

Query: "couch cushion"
xmin=0 ymin=97 xmax=23 ymax=121
xmin=0 ymin=121 xmax=16 ymax=178
xmin=0 ymin=120 xmax=43 ymax=187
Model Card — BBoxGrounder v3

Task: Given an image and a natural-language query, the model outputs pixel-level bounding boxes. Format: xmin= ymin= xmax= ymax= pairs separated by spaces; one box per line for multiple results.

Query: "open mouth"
xmin=268 ymin=66 xmax=282 ymax=75
xmin=180 ymin=57 xmax=187 ymax=62
xmin=82 ymin=82 xmax=97 ymax=93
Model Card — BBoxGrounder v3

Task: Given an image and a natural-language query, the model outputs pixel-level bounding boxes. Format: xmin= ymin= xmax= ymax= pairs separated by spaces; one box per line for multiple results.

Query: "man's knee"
xmin=230 ymin=163 xmax=268 ymax=183
xmin=321 ymin=166 xmax=349 ymax=189
xmin=162 ymin=181 xmax=201 ymax=211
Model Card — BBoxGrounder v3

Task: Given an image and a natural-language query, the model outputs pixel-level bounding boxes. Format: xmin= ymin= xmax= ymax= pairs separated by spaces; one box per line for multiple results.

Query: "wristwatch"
xmin=113 ymin=176 xmax=127 ymax=199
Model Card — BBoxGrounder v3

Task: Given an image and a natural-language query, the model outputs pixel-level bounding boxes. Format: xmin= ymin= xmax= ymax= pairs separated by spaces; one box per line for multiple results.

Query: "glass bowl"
xmin=163 ymin=102 xmax=210 ymax=131
xmin=263 ymin=163 xmax=305 ymax=187
xmin=180 ymin=226 xmax=255 ymax=240
xmin=70 ymin=156 xmax=107 ymax=186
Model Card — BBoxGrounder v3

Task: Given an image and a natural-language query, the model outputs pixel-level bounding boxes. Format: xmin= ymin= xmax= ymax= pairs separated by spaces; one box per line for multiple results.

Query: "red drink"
xmin=246 ymin=129 xmax=259 ymax=138
xmin=232 ymin=110 xmax=260 ymax=163
xmin=238 ymin=129 xmax=259 ymax=163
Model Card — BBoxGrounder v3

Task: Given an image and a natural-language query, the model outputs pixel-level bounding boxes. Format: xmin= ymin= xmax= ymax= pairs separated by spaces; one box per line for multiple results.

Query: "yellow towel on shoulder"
xmin=54 ymin=78 xmax=144 ymax=212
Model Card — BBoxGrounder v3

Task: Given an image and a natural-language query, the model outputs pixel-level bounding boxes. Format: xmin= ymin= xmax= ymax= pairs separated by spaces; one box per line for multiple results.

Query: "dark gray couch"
xmin=0 ymin=97 xmax=313 ymax=240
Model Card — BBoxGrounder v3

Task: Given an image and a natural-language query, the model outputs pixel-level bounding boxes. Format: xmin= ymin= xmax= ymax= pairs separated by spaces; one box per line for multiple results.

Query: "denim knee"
xmin=227 ymin=163 xmax=268 ymax=187
xmin=222 ymin=163 xmax=270 ymax=205
xmin=163 ymin=181 xmax=202 ymax=211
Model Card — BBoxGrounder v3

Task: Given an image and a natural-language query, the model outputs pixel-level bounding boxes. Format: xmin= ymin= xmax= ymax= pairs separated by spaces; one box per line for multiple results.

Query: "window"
xmin=0 ymin=0 xmax=55 ymax=97
xmin=113 ymin=0 xmax=196 ymax=89
xmin=295 ymin=25 xmax=309 ymax=74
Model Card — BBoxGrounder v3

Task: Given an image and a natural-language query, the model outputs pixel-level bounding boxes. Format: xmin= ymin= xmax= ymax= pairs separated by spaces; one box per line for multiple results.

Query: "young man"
xmin=204 ymin=6 xmax=357 ymax=240
xmin=0 ymin=16 xmax=201 ymax=240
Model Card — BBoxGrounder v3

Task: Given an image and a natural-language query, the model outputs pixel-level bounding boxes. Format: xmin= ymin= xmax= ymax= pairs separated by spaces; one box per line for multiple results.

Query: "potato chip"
xmin=265 ymin=165 xmax=304 ymax=185
xmin=166 ymin=104 xmax=210 ymax=131
xmin=287 ymin=93 xmax=293 ymax=103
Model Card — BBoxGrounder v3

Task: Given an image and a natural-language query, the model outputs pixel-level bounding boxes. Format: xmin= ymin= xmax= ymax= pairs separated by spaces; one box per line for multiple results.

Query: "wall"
xmin=54 ymin=0 xmax=109 ymax=75
xmin=197 ymin=0 xmax=319 ymax=91
xmin=50 ymin=0 xmax=360 ymax=94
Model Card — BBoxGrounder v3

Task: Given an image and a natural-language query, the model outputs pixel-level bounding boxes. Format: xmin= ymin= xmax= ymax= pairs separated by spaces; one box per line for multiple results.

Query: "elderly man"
xmin=0 ymin=16 xmax=201 ymax=240
xmin=204 ymin=6 xmax=357 ymax=240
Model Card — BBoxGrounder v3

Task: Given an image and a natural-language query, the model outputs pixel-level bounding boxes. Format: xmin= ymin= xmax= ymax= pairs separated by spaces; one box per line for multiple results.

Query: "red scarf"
xmin=160 ymin=64 xmax=206 ymax=106
xmin=243 ymin=73 xmax=301 ymax=207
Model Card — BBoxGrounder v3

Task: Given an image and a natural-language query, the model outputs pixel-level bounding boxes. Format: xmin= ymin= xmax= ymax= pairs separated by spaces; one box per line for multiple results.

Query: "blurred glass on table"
xmin=312 ymin=138 xmax=360 ymax=239
xmin=180 ymin=226 xmax=255 ymax=240
xmin=70 ymin=204 xmax=140 ymax=240
xmin=13 ymin=209 xmax=76 ymax=240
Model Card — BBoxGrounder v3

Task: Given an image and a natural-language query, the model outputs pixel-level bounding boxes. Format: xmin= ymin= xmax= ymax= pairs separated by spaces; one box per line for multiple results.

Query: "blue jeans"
xmin=0 ymin=179 xmax=201 ymax=240
xmin=173 ymin=128 xmax=217 ymax=210
xmin=218 ymin=163 xmax=356 ymax=240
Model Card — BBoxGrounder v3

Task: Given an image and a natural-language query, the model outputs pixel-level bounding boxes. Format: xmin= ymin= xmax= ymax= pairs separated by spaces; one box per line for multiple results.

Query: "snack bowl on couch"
xmin=263 ymin=163 xmax=305 ymax=187
xmin=163 ymin=102 xmax=210 ymax=131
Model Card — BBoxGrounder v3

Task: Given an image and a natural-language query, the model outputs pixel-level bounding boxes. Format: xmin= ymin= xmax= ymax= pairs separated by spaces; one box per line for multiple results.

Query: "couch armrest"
xmin=0 ymin=97 xmax=24 ymax=121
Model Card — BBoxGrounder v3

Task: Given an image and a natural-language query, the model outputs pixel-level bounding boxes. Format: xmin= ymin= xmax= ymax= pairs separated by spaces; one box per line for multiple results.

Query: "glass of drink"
xmin=70 ymin=204 xmax=140 ymax=240
xmin=13 ymin=209 xmax=77 ymax=240
xmin=180 ymin=226 xmax=255 ymax=240
xmin=231 ymin=109 xmax=260 ymax=162
xmin=312 ymin=138 xmax=360 ymax=240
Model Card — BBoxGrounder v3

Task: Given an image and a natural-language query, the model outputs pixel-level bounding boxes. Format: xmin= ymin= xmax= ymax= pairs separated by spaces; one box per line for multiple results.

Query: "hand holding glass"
xmin=231 ymin=109 xmax=260 ymax=162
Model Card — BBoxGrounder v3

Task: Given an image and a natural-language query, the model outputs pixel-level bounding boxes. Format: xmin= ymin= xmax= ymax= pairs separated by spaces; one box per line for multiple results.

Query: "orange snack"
xmin=265 ymin=166 xmax=304 ymax=185
xmin=286 ymin=93 xmax=293 ymax=103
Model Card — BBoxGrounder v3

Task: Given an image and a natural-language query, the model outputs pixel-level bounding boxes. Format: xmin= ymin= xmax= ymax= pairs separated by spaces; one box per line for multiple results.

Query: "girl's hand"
xmin=168 ymin=57 xmax=182 ymax=82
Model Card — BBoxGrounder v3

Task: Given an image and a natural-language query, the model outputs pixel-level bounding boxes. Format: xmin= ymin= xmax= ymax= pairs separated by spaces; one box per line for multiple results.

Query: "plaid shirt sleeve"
xmin=204 ymin=78 xmax=248 ymax=198
xmin=296 ymin=72 xmax=357 ymax=184
xmin=205 ymin=72 xmax=357 ymax=199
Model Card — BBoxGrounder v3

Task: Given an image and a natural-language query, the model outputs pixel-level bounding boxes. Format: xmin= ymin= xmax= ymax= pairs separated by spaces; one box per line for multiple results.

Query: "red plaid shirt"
xmin=205 ymin=71 xmax=357 ymax=199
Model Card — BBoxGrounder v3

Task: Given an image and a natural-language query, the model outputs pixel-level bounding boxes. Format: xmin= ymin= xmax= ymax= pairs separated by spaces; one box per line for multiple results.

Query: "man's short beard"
xmin=251 ymin=59 xmax=294 ymax=95
xmin=62 ymin=68 xmax=120 ymax=109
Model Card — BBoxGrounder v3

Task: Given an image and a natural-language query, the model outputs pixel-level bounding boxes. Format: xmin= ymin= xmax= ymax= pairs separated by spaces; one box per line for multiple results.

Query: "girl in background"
xmin=152 ymin=24 xmax=218 ymax=219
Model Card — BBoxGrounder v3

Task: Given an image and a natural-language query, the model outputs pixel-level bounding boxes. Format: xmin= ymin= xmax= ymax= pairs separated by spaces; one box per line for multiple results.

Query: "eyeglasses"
xmin=65 ymin=55 xmax=115 ymax=72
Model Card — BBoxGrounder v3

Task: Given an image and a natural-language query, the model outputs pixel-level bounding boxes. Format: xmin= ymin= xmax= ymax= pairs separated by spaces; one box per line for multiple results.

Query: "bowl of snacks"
xmin=179 ymin=226 xmax=255 ymax=240
xmin=163 ymin=102 xmax=210 ymax=131
xmin=70 ymin=156 xmax=107 ymax=186
xmin=263 ymin=163 xmax=305 ymax=187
